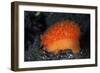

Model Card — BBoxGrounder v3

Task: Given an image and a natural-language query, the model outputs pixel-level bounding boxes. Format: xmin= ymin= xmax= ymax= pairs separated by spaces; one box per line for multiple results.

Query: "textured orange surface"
xmin=41 ymin=20 xmax=80 ymax=54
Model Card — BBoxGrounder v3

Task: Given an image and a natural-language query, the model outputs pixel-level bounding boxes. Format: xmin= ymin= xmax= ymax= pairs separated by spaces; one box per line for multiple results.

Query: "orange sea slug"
xmin=41 ymin=20 xmax=80 ymax=54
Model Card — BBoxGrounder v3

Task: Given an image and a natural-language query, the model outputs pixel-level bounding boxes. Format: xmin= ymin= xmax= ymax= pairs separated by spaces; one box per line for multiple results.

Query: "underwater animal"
xmin=41 ymin=20 xmax=80 ymax=54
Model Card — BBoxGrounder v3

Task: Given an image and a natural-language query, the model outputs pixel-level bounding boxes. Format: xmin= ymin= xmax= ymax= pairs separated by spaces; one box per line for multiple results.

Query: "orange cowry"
xmin=41 ymin=20 xmax=80 ymax=54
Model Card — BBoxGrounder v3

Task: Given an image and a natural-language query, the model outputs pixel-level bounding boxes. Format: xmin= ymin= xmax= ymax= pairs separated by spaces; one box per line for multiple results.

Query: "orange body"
xmin=41 ymin=20 xmax=80 ymax=54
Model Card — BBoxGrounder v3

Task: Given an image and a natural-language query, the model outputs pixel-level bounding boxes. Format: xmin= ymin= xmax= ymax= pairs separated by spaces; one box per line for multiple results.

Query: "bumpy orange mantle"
xmin=41 ymin=20 xmax=80 ymax=54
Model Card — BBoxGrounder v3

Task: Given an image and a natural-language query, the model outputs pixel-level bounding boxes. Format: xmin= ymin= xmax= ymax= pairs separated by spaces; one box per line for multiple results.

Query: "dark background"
xmin=24 ymin=11 xmax=90 ymax=61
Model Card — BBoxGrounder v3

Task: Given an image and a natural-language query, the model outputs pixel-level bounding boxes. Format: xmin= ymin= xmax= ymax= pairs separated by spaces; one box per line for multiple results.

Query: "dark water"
xmin=24 ymin=11 xmax=90 ymax=61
